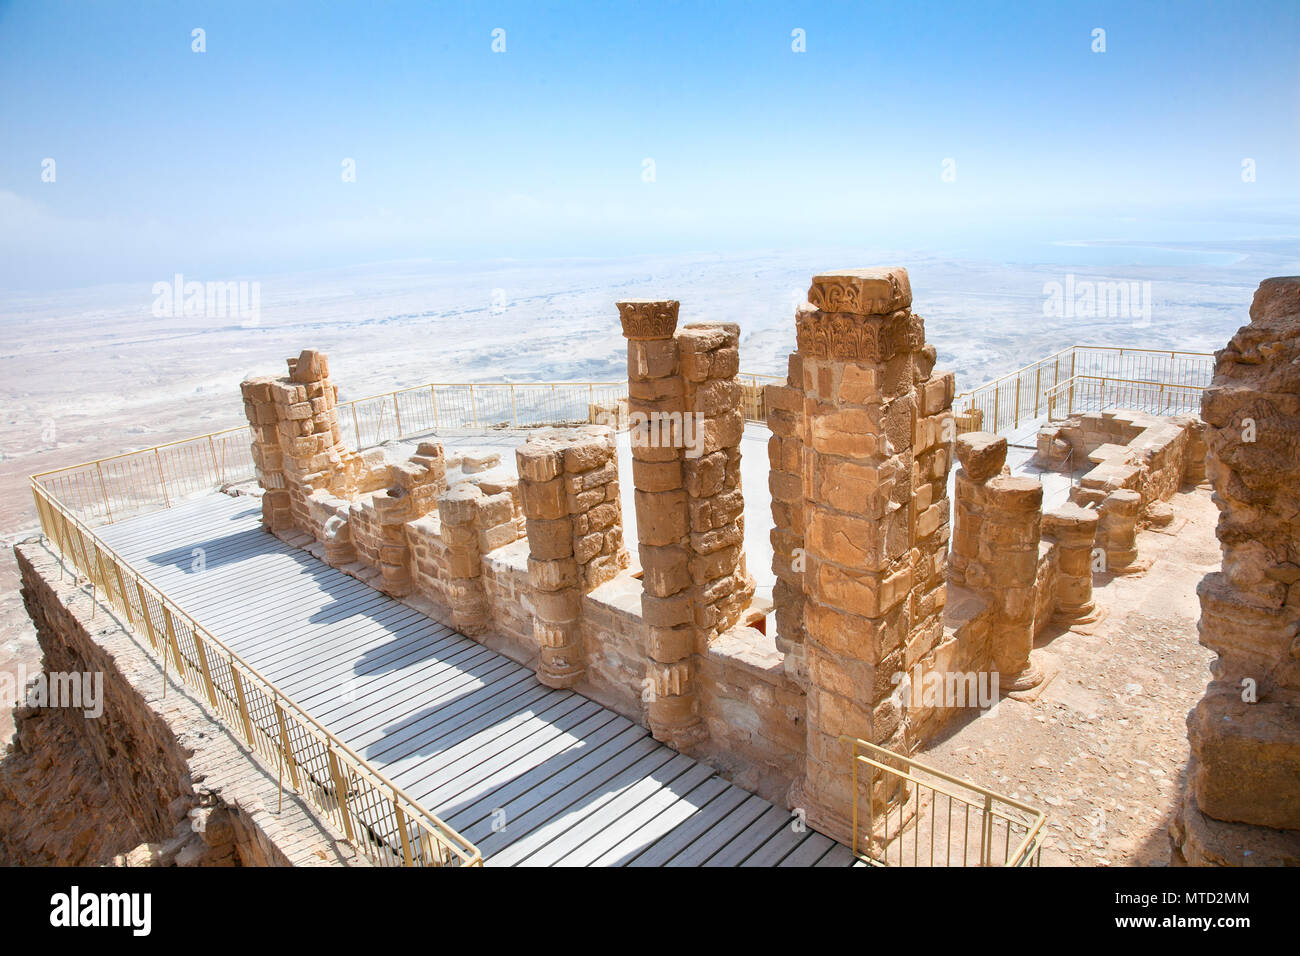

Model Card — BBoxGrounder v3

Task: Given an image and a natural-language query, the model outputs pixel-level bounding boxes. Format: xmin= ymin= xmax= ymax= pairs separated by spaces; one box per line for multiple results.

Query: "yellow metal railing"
xmin=31 ymin=479 xmax=482 ymax=868
xmin=953 ymin=345 xmax=1213 ymax=436
xmin=1045 ymin=374 xmax=1207 ymax=421
xmin=31 ymin=426 xmax=256 ymax=528
xmin=32 ymin=372 xmax=785 ymax=531
xmin=337 ymin=373 xmax=784 ymax=447
xmin=840 ymin=737 xmax=1046 ymax=867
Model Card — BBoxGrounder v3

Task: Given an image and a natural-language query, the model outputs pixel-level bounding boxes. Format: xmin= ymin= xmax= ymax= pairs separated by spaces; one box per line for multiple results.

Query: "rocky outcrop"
xmin=1172 ymin=276 xmax=1300 ymax=865
xmin=3 ymin=541 xmax=361 ymax=866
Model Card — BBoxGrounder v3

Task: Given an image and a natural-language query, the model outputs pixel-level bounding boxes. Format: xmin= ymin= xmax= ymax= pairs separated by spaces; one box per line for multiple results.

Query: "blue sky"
xmin=1 ymin=0 xmax=1297 ymax=289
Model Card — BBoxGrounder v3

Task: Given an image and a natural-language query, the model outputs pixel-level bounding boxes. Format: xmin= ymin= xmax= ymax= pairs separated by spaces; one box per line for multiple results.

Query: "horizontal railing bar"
xmin=844 ymin=736 xmax=1047 ymax=819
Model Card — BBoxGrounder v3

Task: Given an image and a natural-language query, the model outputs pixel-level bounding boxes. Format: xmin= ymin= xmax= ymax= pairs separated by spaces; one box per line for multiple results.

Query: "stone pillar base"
xmin=536 ymin=665 xmax=584 ymax=690
xmin=1053 ymin=600 xmax=1100 ymax=625
xmin=1172 ymin=784 xmax=1300 ymax=866
xmin=1000 ymin=662 xmax=1044 ymax=693
xmin=1109 ymin=556 xmax=1151 ymax=576
xmin=785 ymin=776 xmax=854 ymax=853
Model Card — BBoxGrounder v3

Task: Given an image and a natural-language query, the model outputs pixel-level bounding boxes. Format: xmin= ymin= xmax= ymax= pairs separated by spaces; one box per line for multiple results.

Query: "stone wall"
xmin=697 ymin=624 xmax=806 ymax=805
xmin=1036 ymin=409 xmax=1199 ymax=518
xmin=1173 ymin=276 xmax=1300 ymax=865
xmin=5 ymin=541 xmax=360 ymax=867
xmin=516 ymin=426 xmax=629 ymax=688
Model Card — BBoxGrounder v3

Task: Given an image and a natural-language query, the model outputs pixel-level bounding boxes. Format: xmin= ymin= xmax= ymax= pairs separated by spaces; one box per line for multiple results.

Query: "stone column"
xmin=1098 ymin=488 xmax=1141 ymax=573
xmin=240 ymin=377 xmax=292 ymax=531
xmin=952 ymin=432 xmax=1044 ymax=691
xmin=766 ymin=357 xmax=808 ymax=681
xmin=1183 ymin=419 xmax=1209 ymax=485
xmin=786 ymin=267 xmax=948 ymax=846
xmin=365 ymin=451 xmax=447 ymax=596
xmin=240 ymin=349 xmax=355 ymax=536
xmin=1042 ymin=502 xmax=1100 ymax=624
xmin=517 ymin=427 xmax=628 ymax=688
xmin=438 ymin=485 xmax=490 ymax=636
xmin=619 ymin=301 xmax=754 ymax=748
xmin=1174 ymin=276 xmax=1300 ymax=865
xmin=678 ymin=323 xmax=755 ymax=642
xmin=619 ymin=300 xmax=700 ymax=746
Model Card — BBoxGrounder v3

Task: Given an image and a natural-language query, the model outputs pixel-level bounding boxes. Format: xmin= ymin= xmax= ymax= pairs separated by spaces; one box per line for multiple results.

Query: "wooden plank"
xmin=465 ymin=735 xmax=664 ymax=853
xmin=486 ymin=747 xmax=683 ymax=866
xmin=360 ymin=676 xmax=555 ymax=772
xmin=703 ymin=804 xmax=791 ymax=867
xmin=421 ymin=705 xmax=615 ymax=813
xmin=309 ymin=653 xmax=519 ymax=745
xmin=814 ymin=842 xmax=859 ymax=867
xmin=776 ymin=831 xmax=837 ymax=867
xmin=441 ymin=721 xmax=644 ymax=832
xmin=517 ymin=754 xmax=702 ymax=866
xmin=624 ymin=785 xmax=753 ymax=867
xmin=588 ymin=775 xmax=732 ymax=867
xmin=738 ymin=813 xmax=818 ymax=867
xmin=381 ymin=686 xmax=576 ymax=791
xmin=662 ymin=794 xmax=772 ymax=866
xmin=303 ymin=645 xmax=502 ymax=720
xmin=397 ymin=694 xmax=593 ymax=800
xmin=551 ymin=762 xmax=719 ymax=867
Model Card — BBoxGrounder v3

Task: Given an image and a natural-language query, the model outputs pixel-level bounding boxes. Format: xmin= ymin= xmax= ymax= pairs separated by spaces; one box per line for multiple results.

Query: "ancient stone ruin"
xmin=25 ymin=264 xmax=1267 ymax=866
xmin=1172 ymin=276 xmax=1300 ymax=865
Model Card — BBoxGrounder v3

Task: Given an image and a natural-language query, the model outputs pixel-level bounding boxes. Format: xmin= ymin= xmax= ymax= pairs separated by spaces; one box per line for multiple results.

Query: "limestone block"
xmin=617 ymin=300 xmax=679 ymax=340
xmin=955 ymin=431 xmax=1006 ymax=482
xmin=807 ymin=268 xmax=912 ymax=316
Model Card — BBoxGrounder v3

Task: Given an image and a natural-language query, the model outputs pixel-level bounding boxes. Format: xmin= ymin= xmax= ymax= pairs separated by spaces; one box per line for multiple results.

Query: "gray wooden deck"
xmin=96 ymin=492 xmax=854 ymax=867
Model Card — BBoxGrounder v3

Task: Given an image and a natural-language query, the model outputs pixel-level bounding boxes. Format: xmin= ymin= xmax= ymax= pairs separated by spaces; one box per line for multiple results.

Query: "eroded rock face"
xmin=1173 ymin=276 xmax=1300 ymax=865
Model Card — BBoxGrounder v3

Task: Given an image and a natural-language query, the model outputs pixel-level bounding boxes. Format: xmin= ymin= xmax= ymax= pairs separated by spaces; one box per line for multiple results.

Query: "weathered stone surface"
xmin=955 ymin=431 xmax=1006 ymax=482
xmin=1174 ymin=276 xmax=1300 ymax=865
xmin=8 ymin=543 xmax=359 ymax=867
xmin=807 ymin=268 xmax=912 ymax=316
xmin=617 ymin=299 xmax=679 ymax=340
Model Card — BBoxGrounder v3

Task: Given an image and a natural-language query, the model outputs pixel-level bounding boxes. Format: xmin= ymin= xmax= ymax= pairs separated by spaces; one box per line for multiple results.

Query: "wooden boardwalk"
xmin=96 ymin=493 xmax=855 ymax=867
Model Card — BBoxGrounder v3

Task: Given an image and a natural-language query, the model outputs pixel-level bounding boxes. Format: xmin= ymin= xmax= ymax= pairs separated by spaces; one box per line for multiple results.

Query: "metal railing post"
xmin=194 ymin=631 xmax=219 ymax=707
xmin=327 ymin=746 xmax=356 ymax=842
xmin=95 ymin=462 xmax=114 ymax=525
xmin=231 ymin=665 xmax=256 ymax=746
xmin=153 ymin=448 xmax=171 ymax=509
xmin=274 ymin=699 xmax=302 ymax=791
xmin=135 ymin=580 xmax=159 ymax=651
xmin=208 ymin=434 xmax=221 ymax=485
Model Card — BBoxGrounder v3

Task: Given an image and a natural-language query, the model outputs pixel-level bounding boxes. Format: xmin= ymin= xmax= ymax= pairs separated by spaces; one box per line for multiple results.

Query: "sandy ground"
xmin=922 ymin=487 xmax=1220 ymax=866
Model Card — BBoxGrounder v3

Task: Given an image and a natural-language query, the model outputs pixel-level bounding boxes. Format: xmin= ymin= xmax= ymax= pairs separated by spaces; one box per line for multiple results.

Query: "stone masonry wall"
xmin=1173 ymin=275 xmax=1300 ymax=865
xmin=516 ymin=426 xmax=629 ymax=688
xmin=6 ymin=541 xmax=360 ymax=867
xmin=781 ymin=267 xmax=955 ymax=848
